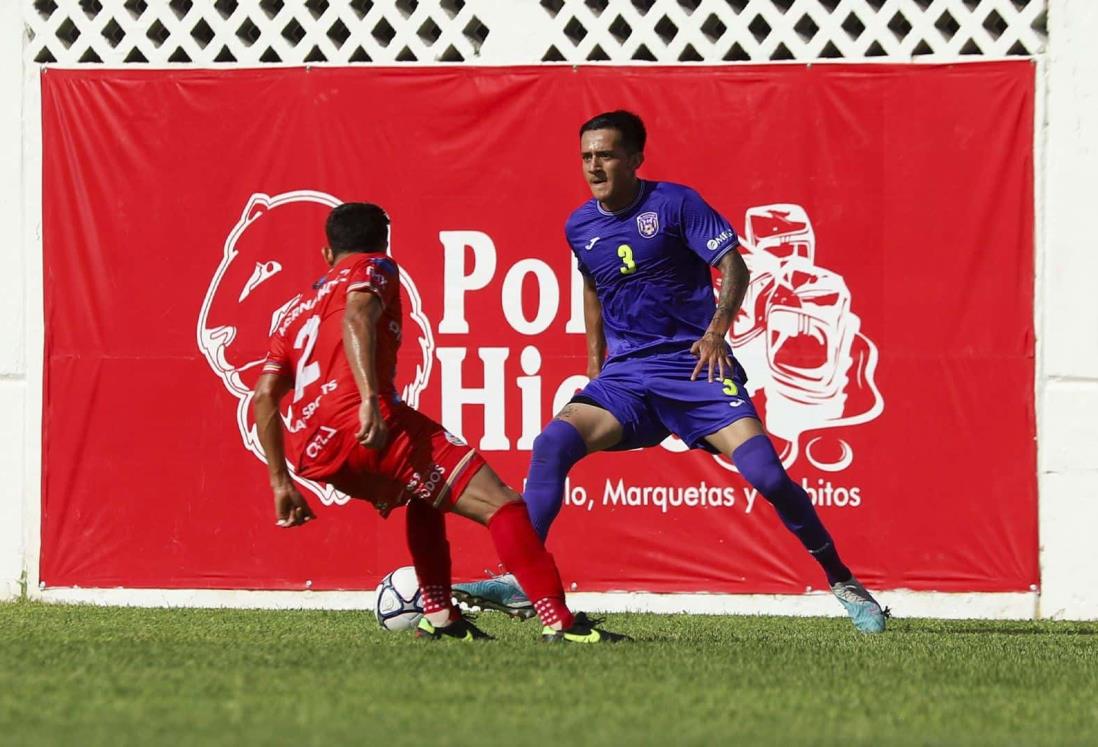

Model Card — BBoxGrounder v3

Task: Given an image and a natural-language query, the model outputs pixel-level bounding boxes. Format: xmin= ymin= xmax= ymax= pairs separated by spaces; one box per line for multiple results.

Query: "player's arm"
xmin=582 ymin=274 xmax=607 ymax=379
xmin=253 ymin=372 xmax=316 ymax=528
xmin=343 ymin=290 xmax=389 ymax=449
xmin=690 ymin=249 xmax=750 ymax=382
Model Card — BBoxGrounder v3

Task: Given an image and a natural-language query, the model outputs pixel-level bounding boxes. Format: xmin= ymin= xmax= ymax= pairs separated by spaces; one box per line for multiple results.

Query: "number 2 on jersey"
xmin=617 ymin=244 xmax=637 ymax=275
xmin=292 ymin=315 xmax=321 ymax=403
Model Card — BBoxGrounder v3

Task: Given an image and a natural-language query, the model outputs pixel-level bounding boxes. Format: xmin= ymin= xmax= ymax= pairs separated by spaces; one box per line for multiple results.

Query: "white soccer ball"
xmin=374 ymin=565 xmax=424 ymax=631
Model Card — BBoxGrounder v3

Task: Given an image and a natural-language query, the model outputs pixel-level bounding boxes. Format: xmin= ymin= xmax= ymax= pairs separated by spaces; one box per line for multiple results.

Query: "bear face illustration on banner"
xmin=196 ymin=190 xmax=434 ymax=505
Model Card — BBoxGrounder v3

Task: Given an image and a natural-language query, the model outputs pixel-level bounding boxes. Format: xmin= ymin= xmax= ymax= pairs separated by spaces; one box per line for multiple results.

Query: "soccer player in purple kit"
xmin=458 ymin=110 xmax=888 ymax=633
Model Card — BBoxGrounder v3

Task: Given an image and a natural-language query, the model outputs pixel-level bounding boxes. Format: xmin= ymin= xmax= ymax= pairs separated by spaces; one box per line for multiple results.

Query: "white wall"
xmin=1038 ymin=0 xmax=1098 ymax=619
xmin=0 ymin=1 xmax=26 ymax=600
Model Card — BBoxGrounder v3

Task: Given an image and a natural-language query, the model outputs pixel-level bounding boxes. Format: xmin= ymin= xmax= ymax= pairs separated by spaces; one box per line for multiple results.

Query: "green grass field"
xmin=1 ymin=601 xmax=1096 ymax=746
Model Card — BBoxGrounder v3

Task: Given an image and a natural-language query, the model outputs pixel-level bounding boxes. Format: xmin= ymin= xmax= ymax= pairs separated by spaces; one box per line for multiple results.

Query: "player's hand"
xmin=273 ymin=481 xmax=316 ymax=528
xmin=356 ymin=397 xmax=388 ymax=449
xmin=690 ymin=331 xmax=733 ymax=382
xmin=586 ymin=360 xmax=603 ymax=380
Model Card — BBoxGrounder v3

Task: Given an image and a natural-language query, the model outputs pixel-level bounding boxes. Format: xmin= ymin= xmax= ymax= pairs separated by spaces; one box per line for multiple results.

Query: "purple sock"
xmin=732 ymin=434 xmax=851 ymax=585
xmin=523 ymin=419 xmax=588 ymax=540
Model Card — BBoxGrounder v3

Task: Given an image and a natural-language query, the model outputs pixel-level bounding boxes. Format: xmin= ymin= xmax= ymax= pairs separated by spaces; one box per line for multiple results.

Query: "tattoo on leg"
xmin=556 ymin=404 xmax=576 ymax=421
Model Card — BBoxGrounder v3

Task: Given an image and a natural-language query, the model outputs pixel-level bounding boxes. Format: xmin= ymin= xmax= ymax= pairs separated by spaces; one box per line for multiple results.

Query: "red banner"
xmin=41 ymin=63 xmax=1036 ymax=593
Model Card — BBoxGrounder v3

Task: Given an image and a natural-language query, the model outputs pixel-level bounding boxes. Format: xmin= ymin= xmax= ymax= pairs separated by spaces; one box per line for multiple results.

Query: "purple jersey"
xmin=565 ymin=180 xmax=739 ymax=361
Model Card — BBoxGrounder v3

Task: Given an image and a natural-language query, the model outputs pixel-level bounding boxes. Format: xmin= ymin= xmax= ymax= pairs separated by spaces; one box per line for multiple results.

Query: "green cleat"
xmin=831 ymin=577 xmax=890 ymax=633
xmin=541 ymin=613 xmax=631 ymax=644
xmin=415 ymin=615 xmax=494 ymax=641
xmin=452 ymin=572 xmax=535 ymax=621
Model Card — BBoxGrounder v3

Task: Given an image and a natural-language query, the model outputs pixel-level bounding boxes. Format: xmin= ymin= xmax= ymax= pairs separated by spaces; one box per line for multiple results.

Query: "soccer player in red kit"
xmin=251 ymin=202 xmax=625 ymax=643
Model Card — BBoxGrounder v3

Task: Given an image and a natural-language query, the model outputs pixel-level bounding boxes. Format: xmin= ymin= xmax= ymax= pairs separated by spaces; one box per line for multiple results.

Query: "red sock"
xmin=487 ymin=501 xmax=574 ymax=629
xmin=406 ymin=500 xmax=457 ymax=620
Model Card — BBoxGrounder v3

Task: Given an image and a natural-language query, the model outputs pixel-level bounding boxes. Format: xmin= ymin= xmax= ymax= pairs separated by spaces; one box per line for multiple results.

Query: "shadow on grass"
xmin=889 ymin=621 xmax=1098 ymax=636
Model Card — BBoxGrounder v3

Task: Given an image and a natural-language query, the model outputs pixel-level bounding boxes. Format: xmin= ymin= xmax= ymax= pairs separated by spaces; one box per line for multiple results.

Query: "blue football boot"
xmin=452 ymin=571 xmax=535 ymax=620
xmin=831 ymin=577 xmax=890 ymax=633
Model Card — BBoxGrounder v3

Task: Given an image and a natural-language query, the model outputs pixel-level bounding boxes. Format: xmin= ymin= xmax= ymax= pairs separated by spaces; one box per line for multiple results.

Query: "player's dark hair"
xmin=579 ymin=110 xmax=647 ymax=154
xmin=326 ymin=202 xmax=390 ymax=254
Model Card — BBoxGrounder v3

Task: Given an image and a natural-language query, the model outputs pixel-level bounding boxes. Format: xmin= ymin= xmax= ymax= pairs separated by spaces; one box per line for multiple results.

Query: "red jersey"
xmin=261 ymin=252 xmax=402 ymax=478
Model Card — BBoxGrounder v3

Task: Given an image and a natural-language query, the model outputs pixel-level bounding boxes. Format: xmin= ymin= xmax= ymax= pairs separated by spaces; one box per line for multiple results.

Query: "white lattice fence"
xmin=26 ymin=0 xmax=490 ymax=64
xmin=26 ymin=0 xmax=1046 ymax=65
xmin=537 ymin=0 xmax=1048 ymax=62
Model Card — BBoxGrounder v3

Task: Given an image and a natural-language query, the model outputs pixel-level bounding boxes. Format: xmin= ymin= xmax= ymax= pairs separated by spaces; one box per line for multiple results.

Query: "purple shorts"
xmin=572 ymin=348 xmax=760 ymax=453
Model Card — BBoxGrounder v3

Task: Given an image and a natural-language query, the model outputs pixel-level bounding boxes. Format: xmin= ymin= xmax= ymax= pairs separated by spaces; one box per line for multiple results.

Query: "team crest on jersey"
xmin=636 ymin=211 xmax=659 ymax=238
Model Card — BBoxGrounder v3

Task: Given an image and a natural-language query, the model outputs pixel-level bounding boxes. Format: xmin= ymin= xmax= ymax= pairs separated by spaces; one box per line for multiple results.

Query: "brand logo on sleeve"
xmin=707 ymin=229 xmax=735 ymax=251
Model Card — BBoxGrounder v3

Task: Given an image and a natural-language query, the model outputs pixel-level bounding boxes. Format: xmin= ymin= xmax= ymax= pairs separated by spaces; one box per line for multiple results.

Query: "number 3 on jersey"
xmin=618 ymin=244 xmax=637 ymax=275
xmin=292 ymin=315 xmax=321 ymax=403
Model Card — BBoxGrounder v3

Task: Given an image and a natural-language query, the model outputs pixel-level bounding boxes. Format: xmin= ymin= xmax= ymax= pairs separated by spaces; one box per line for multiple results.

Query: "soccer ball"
xmin=374 ymin=566 xmax=424 ymax=631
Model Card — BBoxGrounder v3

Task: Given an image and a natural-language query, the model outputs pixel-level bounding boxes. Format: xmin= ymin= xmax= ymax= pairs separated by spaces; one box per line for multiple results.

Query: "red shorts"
xmin=321 ymin=404 xmax=486 ymax=517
